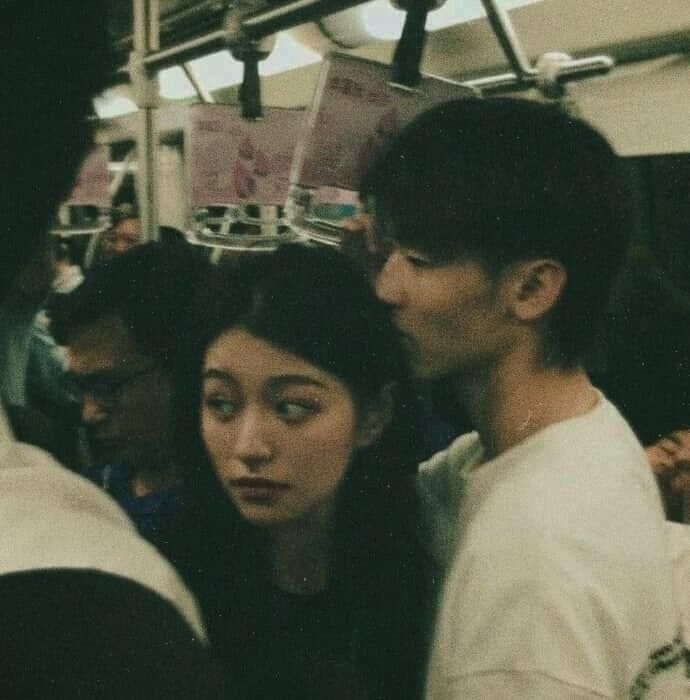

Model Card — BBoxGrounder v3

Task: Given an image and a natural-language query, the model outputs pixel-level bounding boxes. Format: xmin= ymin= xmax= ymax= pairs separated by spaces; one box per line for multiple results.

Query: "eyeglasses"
xmin=65 ymin=365 xmax=158 ymax=410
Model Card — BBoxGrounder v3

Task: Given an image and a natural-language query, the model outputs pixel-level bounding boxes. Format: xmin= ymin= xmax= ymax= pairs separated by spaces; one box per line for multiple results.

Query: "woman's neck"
xmin=267 ymin=509 xmax=335 ymax=595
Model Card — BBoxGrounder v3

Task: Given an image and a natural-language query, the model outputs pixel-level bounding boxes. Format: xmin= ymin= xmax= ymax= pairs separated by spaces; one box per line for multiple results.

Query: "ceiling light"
xmin=158 ymin=65 xmax=197 ymax=99
xmin=188 ymin=50 xmax=244 ymax=90
xmin=362 ymin=0 xmax=544 ymax=41
xmin=93 ymin=89 xmax=138 ymax=119
xmin=259 ymin=33 xmax=322 ymax=77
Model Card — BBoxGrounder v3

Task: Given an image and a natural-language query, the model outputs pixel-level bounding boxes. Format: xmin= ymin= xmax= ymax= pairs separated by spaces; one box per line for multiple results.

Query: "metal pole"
xmin=182 ymin=63 xmax=215 ymax=103
xmin=479 ymin=0 xmax=536 ymax=82
xmin=466 ymin=55 xmax=613 ymax=93
xmin=142 ymin=30 xmax=227 ymax=71
xmin=133 ymin=0 xmax=160 ymax=242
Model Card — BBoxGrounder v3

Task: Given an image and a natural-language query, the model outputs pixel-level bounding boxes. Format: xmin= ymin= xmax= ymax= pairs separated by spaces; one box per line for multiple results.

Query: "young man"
xmin=0 ymin=3 xmax=225 ymax=695
xmin=52 ymin=242 xmax=208 ymax=542
xmin=360 ymin=98 xmax=686 ymax=697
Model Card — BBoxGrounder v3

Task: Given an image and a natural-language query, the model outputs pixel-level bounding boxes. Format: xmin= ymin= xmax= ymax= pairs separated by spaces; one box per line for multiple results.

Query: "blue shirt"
xmin=88 ymin=463 xmax=184 ymax=542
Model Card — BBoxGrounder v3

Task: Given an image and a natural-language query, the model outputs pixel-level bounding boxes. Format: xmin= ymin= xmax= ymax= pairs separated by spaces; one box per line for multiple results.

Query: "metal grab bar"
xmin=467 ymin=54 xmax=614 ymax=93
xmin=136 ymin=0 xmax=370 ymax=74
xmin=480 ymin=0 xmax=536 ymax=82
xmin=472 ymin=1 xmax=614 ymax=94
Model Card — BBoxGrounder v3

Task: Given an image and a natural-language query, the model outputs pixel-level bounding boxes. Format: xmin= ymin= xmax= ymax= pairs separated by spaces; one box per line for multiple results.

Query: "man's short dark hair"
xmin=110 ymin=203 xmax=140 ymax=226
xmin=360 ymin=97 xmax=631 ymax=368
xmin=53 ymin=242 xmax=209 ymax=371
xmin=0 ymin=1 xmax=113 ymax=300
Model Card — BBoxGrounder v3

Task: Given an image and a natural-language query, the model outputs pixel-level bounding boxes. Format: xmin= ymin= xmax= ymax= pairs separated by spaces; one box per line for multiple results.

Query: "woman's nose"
xmin=233 ymin=409 xmax=272 ymax=471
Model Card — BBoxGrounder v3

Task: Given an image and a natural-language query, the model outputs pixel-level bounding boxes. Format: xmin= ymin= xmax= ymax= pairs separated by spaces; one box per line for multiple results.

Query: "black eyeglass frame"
xmin=65 ymin=364 xmax=159 ymax=410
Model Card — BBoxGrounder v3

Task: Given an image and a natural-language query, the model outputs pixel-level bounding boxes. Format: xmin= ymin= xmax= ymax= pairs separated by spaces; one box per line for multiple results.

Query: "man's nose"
xmin=81 ymin=395 xmax=108 ymax=425
xmin=233 ymin=408 xmax=272 ymax=471
xmin=374 ymin=251 xmax=406 ymax=307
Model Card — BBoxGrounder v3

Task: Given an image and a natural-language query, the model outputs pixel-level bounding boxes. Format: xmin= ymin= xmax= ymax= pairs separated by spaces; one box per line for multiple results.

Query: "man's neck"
xmin=456 ymin=349 xmax=598 ymax=461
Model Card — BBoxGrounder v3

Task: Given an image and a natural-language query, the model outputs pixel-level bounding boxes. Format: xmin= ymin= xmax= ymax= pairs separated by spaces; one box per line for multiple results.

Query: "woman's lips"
xmin=229 ymin=478 xmax=290 ymax=501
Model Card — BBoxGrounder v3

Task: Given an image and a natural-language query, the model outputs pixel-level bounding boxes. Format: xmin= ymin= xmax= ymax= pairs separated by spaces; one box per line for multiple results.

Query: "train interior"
xmin=55 ymin=0 xmax=690 ymax=516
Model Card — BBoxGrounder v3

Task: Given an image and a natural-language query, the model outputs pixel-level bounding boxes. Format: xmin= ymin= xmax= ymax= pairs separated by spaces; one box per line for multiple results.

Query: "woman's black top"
xmin=158 ymin=486 xmax=439 ymax=700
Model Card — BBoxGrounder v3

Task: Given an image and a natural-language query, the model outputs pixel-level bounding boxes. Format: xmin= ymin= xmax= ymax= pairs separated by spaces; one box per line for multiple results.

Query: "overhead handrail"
xmin=466 ymin=54 xmax=614 ymax=93
xmin=134 ymin=0 xmax=370 ymax=75
xmin=467 ymin=0 xmax=614 ymax=95
xmin=141 ymin=29 xmax=227 ymax=71
xmin=125 ymin=0 xmax=618 ymax=103
xmin=480 ymin=0 xmax=536 ymax=83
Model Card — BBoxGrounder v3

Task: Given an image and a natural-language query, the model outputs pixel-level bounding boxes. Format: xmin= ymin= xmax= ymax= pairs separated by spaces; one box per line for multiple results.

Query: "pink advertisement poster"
xmin=187 ymin=105 xmax=305 ymax=207
xmin=292 ymin=54 xmax=475 ymax=191
xmin=66 ymin=145 xmax=110 ymax=207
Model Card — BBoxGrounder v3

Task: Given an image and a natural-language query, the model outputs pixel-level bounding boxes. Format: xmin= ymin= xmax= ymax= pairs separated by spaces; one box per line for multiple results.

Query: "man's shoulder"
xmin=415 ymin=432 xmax=480 ymax=566
xmin=0 ymin=568 xmax=226 ymax=698
xmin=488 ymin=394 xmax=656 ymax=509
xmin=418 ymin=432 xmax=481 ymax=487
xmin=0 ymin=439 xmax=206 ymax=640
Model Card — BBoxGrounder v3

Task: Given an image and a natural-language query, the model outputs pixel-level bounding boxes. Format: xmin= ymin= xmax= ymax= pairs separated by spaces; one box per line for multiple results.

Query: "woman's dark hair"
xmin=175 ymin=243 xmax=434 ymax=698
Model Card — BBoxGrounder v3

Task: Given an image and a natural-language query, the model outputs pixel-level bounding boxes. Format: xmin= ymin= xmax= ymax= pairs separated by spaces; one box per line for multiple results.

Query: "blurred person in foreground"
xmin=0 ymin=3 xmax=225 ymax=696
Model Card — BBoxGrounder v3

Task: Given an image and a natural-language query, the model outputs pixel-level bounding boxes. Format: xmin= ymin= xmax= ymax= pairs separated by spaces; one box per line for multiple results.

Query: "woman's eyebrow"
xmin=268 ymin=375 xmax=328 ymax=391
xmin=202 ymin=368 xmax=234 ymax=385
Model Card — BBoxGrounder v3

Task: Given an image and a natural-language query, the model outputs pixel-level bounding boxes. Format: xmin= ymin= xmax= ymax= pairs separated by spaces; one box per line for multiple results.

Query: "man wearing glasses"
xmin=53 ymin=242 xmax=208 ymax=543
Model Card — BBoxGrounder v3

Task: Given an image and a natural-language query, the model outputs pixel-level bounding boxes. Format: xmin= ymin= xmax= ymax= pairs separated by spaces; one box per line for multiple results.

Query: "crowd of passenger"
xmin=1 ymin=1 xmax=689 ymax=697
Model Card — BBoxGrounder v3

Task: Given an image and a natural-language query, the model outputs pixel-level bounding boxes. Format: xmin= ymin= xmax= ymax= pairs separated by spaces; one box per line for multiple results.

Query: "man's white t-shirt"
xmin=0 ymin=406 xmax=206 ymax=641
xmin=419 ymin=392 xmax=688 ymax=699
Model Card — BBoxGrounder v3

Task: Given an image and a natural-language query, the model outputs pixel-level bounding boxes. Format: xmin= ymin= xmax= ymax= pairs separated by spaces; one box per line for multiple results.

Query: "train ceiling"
xmin=101 ymin=0 xmax=690 ymax=155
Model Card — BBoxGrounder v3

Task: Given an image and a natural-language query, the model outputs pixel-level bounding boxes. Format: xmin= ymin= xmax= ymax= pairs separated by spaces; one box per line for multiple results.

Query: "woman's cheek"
xmin=201 ymin=415 xmax=226 ymax=465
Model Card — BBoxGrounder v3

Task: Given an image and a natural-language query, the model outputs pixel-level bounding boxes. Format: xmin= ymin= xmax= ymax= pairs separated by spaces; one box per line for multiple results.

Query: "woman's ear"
xmin=506 ymin=259 xmax=567 ymax=321
xmin=356 ymin=382 xmax=396 ymax=449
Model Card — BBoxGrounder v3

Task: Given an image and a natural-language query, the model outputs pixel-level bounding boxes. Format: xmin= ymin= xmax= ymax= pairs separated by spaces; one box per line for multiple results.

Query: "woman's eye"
xmin=276 ymin=400 xmax=317 ymax=423
xmin=204 ymin=396 xmax=238 ymax=419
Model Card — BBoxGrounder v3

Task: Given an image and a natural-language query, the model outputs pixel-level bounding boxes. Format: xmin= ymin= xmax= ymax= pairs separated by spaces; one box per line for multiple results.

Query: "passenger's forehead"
xmin=66 ymin=315 xmax=148 ymax=372
xmin=110 ymin=218 xmax=141 ymax=236
xmin=204 ymin=329 xmax=344 ymax=392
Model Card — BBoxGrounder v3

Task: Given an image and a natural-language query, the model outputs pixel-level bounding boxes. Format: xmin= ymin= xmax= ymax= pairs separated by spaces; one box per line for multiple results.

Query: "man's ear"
xmin=356 ymin=382 xmax=396 ymax=449
xmin=506 ymin=259 xmax=567 ymax=322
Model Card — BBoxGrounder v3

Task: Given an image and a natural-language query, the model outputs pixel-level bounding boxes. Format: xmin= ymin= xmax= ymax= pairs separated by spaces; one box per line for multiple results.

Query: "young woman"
xmin=163 ymin=244 xmax=438 ymax=699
